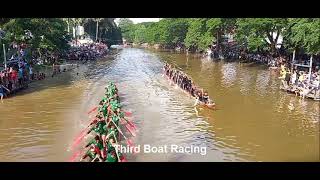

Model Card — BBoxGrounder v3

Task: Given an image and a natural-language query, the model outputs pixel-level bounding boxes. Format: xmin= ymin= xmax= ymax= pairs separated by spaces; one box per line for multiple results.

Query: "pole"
xmin=308 ymin=55 xmax=313 ymax=85
xmin=96 ymin=20 xmax=99 ymax=42
xmin=291 ymin=50 xmax=295 ymax=72
xmin=74 ymin=26 xmax=78 ymax=45
xmin=67 ymin=20 xmax=70 ymax=34
xmin=3 ymin=44 xmax=6 ymax=70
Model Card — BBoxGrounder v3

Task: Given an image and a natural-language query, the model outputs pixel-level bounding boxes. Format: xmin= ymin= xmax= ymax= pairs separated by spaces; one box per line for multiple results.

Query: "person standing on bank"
xmin=0 ymin=84 xmax=10 ymax=101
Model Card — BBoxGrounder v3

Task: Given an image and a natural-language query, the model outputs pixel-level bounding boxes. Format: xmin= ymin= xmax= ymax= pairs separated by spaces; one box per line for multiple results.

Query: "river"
xmin=0 ymin=48 xmax=318 ymax=162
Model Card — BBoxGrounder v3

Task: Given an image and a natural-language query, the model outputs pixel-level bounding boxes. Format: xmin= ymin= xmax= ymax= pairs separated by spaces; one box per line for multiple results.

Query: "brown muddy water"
xmin=0 ymin=48 xmax=318 ymax=162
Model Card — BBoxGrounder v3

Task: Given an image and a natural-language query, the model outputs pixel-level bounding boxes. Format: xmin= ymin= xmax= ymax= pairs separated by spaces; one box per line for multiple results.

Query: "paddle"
xmin=70 ymin=120 xmax=97 ymax=151
xmin=72 ymin=117 xmax=97 ymax=142
xmin=116 ymin=117 xmax=137 ymax=137
xmin=121 ymin=156 xmax=128 ymax=162
xmin=106 ymin=126 xmax=134 ymax=148
xmin=121 ymin=117 xmax=137 ymax=130
xmin=125 ymin=124 xmax=136 ymax=137
xmin=73 ymin=127 xmax=88 ymax=143
xmin=126 ymin=120 xmax=137 ymax=130
xmin=112 ymin=131 xmax=122 ymax=162
xmin=87 ymin=106 xmax=98 ymax=114
xmin=69 ymin=150 xmax=81 ymax=162
xmin=129 ymin=122 xmax=137 ymax=133
xmin=124 ymin=111 xmax=132 ymax=116
xmin=109 ymin=119 xmax=134 ymax=147
xmin=70 ymin=131 xmax=87 ymax=151
xmin=91 ymin=156 xmax=99 ymax=162
xmin=115 ymin=83 xmax=126 ymax=89
xmin=126 ymin=139 xmax=134 ymax=148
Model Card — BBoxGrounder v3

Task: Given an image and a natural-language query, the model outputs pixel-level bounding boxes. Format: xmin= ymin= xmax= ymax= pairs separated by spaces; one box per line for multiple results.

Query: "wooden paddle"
xmin=69 ymin=150 xmax=82 ymax=162
xmin=109 ymin=119 xmax=134 ymax=147
xmin=72 ymin=117 xmax=97 ymax=143
xmin=87 ymin=106 xmax=98 ymax=114
xmin=124 ymin=124 xmax=135 ymax=137
xmin=121 ymin=117 xmax=137 ymax=130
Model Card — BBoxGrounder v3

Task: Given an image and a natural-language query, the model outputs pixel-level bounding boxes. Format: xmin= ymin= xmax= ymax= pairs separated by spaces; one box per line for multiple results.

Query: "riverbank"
xmin=1 ymin=62 xmax=79 ymax=101
xmin=132 ymin=44 xmax=320 ymax=101
xmin=0 ymin=61 xmax=91 ymax=161
xmin=1 ymin=41 xmax=113 ymax=101
xmin=132 ymin=43 xmax=320 ymax=69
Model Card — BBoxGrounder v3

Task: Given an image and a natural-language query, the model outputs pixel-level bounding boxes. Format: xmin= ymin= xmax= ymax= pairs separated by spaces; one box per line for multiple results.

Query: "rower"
xmin=0 ymin=84 xmax=10 ymax=101
xmin=194 ymin=91 xmax=203 ymax=106
xmin=88 ymin=114 xmax=102 ymax=127
xmin=203 ymin=91 xmax=210 ymax=104
xmin=84 ymin=136 xmax=104 ymax=160
xmin=86 ymin=118 xmax=106 ymax=140
xmin=105 ymin=138 xmax=118 ymax=162
xmin=80 ymin=144 xmax=103 ymax=162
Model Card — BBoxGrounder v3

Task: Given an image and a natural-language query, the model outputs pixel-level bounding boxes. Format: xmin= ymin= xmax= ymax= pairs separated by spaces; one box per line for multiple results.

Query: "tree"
xmin=207 ymin=18 xmax=237 ymax=48
xmin=1 ymin=18 xmax=70 ymax=61
xmin=184 ymin=18 xmax=211 ymax=51
xmin=118 ymin=18 xmax=135 ymax=42
xmin=184 ymin=18 xmax=233 ymax=52
xmin=134 ymin=24 xmax=147 ymax=43
xmin=143 ymin=22 xmax=158 ymax=44
xmin=99 ymin=18 xmax=122 ymax=46
xmin=284 ymin=18 xmax=320 ymax=55
xmin=118 ymin=18 xmax=207 ymax=50
xmin=62 ymin=18 xmax=72 ymax=35
xmin=206 ymin=18 xmax=222 ymax=46
xmin=156 ymin=18 xmax=189 ymax=48
xmin=235 ymin=18 xmax=287 ymax=53
xmin=0 ymin=18 xmax=12 ymax=26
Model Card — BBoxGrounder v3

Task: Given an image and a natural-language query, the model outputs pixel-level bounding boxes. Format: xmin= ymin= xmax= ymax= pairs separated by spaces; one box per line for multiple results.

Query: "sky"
xmin=115 ymin=18 xmax=161 ymax=25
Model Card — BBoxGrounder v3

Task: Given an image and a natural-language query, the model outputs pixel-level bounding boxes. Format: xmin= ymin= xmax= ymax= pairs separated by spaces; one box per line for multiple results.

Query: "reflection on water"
xmin=0 ymin=48 xmax=318 ymax=162
xmin=221 ymin=63 xmax=237 ymax=88
xmin=255 ymin=70 xmax=270 ymax=96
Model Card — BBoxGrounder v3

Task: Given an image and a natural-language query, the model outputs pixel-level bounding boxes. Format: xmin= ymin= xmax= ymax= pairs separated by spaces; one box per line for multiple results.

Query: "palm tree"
xmin=93 ymin=18 xmax=104 ymax=42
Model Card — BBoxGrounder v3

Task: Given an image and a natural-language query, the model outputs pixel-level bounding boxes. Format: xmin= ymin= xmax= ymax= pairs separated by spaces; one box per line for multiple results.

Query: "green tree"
xmin=184 ymin=18 xmax=211 ymax=51
xmin=158 ymin=18 xmax=189 ymax=48
xmin=1 ymin=18 xmax=70 ymax=60
xmin=207 ymin=18 xmax=237 ymax=48
xmin=0 ymin=18 xmax=12 ymax=27
xmin=206 ymin=18 xmax=222 ymax=46
xmin=134 ymin=24 xmax=147 ymax=43
xmin=143 ymin=22 xmax=158 ymax=44
xmin=284 ymin=18 xmax=320 ymax=55
xmin=235 ymin=18 xmax=287 ymax=53
xmin=118 ymin=18 xmax=135 ymax=42
xmin=62 ymin=18 xmax=72 ymax=35
xmin=99 ymin=18 xmax=122 ymax=46
xmin=83 ymin=18 xmax=122 ymax=46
